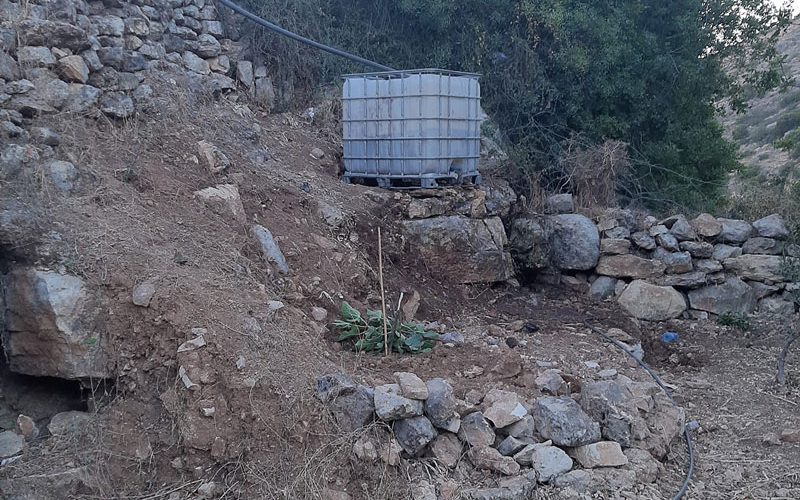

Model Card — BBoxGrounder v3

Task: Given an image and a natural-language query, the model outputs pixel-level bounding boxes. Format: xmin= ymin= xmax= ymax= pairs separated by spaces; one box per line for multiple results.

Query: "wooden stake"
xmin=378 ymin=227 xmax=389 ymax=356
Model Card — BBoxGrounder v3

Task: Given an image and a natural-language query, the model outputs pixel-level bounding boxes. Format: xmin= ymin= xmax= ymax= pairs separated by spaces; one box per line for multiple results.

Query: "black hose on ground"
xmin=215 ymin=0 xmax=395 ymax=72
xmin=584 ymin=320 xmax=695 ymax=500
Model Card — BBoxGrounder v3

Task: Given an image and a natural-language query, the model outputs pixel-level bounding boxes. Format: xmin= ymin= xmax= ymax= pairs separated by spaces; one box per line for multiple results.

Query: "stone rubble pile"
xmin=510 ymin=196 xmax=798 ymax=321
xmin=316 ymin=369 xmax=680 ymax=497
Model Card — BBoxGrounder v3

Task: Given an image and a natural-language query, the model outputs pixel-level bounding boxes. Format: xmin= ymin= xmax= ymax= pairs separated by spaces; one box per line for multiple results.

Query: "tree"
xmin=241 ymin=0 xmax=793 ymax=209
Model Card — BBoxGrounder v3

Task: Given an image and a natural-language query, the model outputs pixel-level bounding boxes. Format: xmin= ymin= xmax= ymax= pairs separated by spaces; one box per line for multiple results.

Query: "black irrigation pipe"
xmin=584 ymin=319 xmax=695 ymax=500
xmin=215 ymin=0 xmax=395 ymax=72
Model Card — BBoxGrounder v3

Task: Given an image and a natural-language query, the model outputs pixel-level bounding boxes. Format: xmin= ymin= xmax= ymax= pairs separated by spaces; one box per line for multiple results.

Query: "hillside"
xmin=723 ymin=20 xmax=800 ymax=193
xmin=1 ymin=2 xmax=800 ymax=500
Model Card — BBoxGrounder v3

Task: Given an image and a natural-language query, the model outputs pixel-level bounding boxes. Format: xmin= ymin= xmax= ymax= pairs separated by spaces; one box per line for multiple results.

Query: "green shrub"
xmin=717 ymin=312 xmax=751 ymax=331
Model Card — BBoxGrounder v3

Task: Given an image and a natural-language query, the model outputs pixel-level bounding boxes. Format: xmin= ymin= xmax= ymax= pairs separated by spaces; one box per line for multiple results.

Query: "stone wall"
xmin=0 ymin=0 xmax=272 ymax=123
xmin=509 ymin=196 xmax=799 ymax=321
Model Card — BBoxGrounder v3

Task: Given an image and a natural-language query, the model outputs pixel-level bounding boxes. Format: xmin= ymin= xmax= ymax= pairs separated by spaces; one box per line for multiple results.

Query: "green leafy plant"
xmin=334 ymin=302 xmax=439 ymax=354
xmin=717 ymin=312 xmax=751 ymax=331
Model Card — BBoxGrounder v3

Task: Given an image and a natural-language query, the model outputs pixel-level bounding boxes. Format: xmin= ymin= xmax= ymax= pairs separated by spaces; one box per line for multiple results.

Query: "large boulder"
xmin=401 ymin=216 xmax=514 ymax=284
xmin=617 ymin=281 xmax=687 ymax=321
xmin=533 ymin=396 xmax=600 ymax=447
xmin=687 ymin=276 xmax=757 ymax=315
xmin=2 ymin=268 xmax=110 ymax=379
xmin=508 ymin=215 xmax=550 ymax=272
xmin=546 ymin=214 xmax=600 ymax=271
xmin=752 ymin=214 xmax=790 ymax=240
xmin=596 ymin=255 xmax=665 ymax=279
xmin=723 ymin=255 xmax=791 ymax=283
xmin=717 ymin=218 xmax=753 ymax=243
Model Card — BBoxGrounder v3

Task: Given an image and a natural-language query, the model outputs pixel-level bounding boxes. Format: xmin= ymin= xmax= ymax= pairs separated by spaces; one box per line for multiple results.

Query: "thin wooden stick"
xmin=378 ymin=227 xmax=389 ymax=356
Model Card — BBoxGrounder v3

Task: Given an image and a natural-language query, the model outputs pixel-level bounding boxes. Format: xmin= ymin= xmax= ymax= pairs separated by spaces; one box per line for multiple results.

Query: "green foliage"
xmin=334 ymin=302 xmax=439 ymax=354
xmin=717 ymin=312 xmax=751 ymax=331
xmin=240 ymin=0 xmax=792 ymax=210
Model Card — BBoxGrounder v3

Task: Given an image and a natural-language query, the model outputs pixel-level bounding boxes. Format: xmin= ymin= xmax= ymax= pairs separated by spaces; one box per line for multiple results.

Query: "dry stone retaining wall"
xmin=509 ymin=198 xmax=799 ymax=321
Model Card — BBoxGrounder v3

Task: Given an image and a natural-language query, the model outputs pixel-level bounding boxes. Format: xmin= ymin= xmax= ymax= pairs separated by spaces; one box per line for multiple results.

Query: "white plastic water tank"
xmin=342 ymin=69 xmax=482 ymax=188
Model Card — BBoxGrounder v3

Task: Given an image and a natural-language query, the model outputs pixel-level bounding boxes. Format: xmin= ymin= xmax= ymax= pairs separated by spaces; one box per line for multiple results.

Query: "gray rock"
xmin=48 ymin=411 xmax=92 ymax=436
xmin=457 ymin=411 xmax=495 ymax=447
xmin=17 ymin=46 xmax=56 ymax=67
xmin=501 ymin=414 xmax=536 ymax=441
xmin=394 ymin=416 xmax=437 ymax=457
xmin=569 ymin=441 xmax=628 ymax=468
xmin=484 ymin=398 xmax=527 ymax=428
xmin=691 ymin=213 xmax=723 ymax=238
xmin=236 ymin=60 xmax=254 ymax=88
xmin=604 ymin=226 xmax=630 ymax=239
xmin=0 ymin=431 xmax=24 ymax=458
xmin=423 ymin=378 xmax=458 ymax=429
xmin=547 ymin=214 xmax=600 ymax=271
xmin=508 ymin=216 xmax=550 ymax=272
xmin=533 ymin=396 xmax=601 ymax=447
xmin=316 ymin=201 xmax=344 ymax=227
xmin=463 ymin=472 xmax=537 ymax=500
xmin=440 ymin=331 xmax=465 ymax=346
xmin=57 ymin=55 xmax=89 ymax=83
xmin=401 ymin=216 xmax=514 ymax=284
xmin=590 ymin=276 xmax=618 ymax=300
xmin=252 ymin=224 xmax=289 ymax=274
xmin=545 ymin=193 xmax=574 ymax=214
xmin=6 ymin=79 xmax=35 ymax=95
xmin=30 ymin=127 xmax=60 ymax=146
xmin=193 ymin=33 xmax=220 ymax=58
xmin=330 ymin=386 xmax=375 ymax=432
xmin=525 ymin=444 xmax=573 ymax=483
xmin=653 ymin=248 xmax=693 ymax=274
xmin=92 ymin=15 xmax=125 ymax=37
xmin=617 ymin=280 xmax=687 ymax=321
xmin=742 ymin=237 xmax=784 ymax=255
xmin=750 ymin=281 xmax=783 ymax=299
xmin=202 ymin=20 xmax=224 ymax=36
xmin=723 ymin=255 xmax=790 ymax=283
xmin=553 ymin=470 xmax=593 ymax=492
xmin=670 ymin=215 xmax=697 ymax=241
xmin=753 ymin=214 xmax=790 ymax=239
xmin=394 ymin=372 xmax=428 ymax=400
xmin=759 ymin=296 xmax=795 ymax=316
xmin=0 ymin=51 xmax=19 ymax=81
xmin=99 ymin=92 xmax=135 ymax=119
xmin=194 ymin=184 xmax=246 ymax=223
xmin=132 ymin=282 xmax=156 ymax=307
xmin=631 ymin=231 xmax=657 ymax=250
xmin=430 ymin=432 xmax=462 ymax=468
xmin=656 ymin=232 xmax=680 ymax=251
xmin=483 ymin=179 xmax=517 ymax=216
xmin=18 ymin=19 xmax=90 ymax=52
xmin=497 ymin=435 xmax=528 ymax=456
xmin=254 ymin=76 xmax=275 ymax=109
xmin=712 ymin=243 xmax=742 ymax=261
xmin=3 ymin=268 xmax=110 ymax=379
xmin=623 ymin=448 xmax=661 ymax=484
xmin=374 ymin=384 xmax=423 ymax=421
xmin=680 ymin=241 xmax=714 ymax=258
xmin=717 ymin=218 xmax=753 ymax=243
xmin=600 ymin=238 xmax=631 ymax=255
xmin=64 ymin=83 xmax=101 ymax=113
xmin=47 ymin=160 xmax=78 ymax=192
xmin=535 ymin=369 xmax=568 ymax=395
xmin=183 ymin=50 xmax=210 ymax=74
xmin=694 ymin=259 xmax=723 ymax=274
xmin=315 ymin=373 xmax=357 ymax=402
xmin=469 ymin=446 xmax=521 ymax=476
xmin=648 ymin=224 xmax=668 ymax=237
xmin=1 ymin=144 xmax=28 ymax=179
xmin=655 ymin=271 xmax=709 ymax=289
xmin=596 ymin=255 xmax=665 ymax=279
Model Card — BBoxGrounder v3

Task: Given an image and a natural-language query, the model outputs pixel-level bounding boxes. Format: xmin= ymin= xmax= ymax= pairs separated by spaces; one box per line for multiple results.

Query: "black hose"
xmin=215 ymin=0 xmax=395 ymax=72
xmin=584 ymin=320 xmax=695 ymax=500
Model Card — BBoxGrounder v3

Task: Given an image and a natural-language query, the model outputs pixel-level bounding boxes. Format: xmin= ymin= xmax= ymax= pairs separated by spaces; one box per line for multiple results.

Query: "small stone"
xmin=178 ymin=366 xmax=200 ymax=391
xmin=598 ymin=369 xmax=617 ymax=380
xmin=177 ymin=335 xmax=206 ymax=353
xmin=394 ymin=372 xmax=428 ymax=400
xmin=310 ymin=147 xmax=325 ymax=159
xmin=569 ymin=441 xmax=628 ymax=468
xmin=16 ymin=415 xmax=39 ymax=440
xmin=780 ymin=429 xmax=800 ymax=443
xmin=501 ymin=414 xmax=536 ymax=441
xmin=656 ymin=232 xmax=680 ymax=252
xmin=17 ymin=46 xmax=56 ymax=67
xmin=457 ymin=411 xmax=495 ymax=447
xmin=352 ymin=435 xmax=378 ymax=462
xmin=197 ymin=140 xmax=230 ymax=174
xmin=411 ymin=481 xmax=437 ymax=500
xmin=520 ymin=443 xmax=573 ymax=483
xmin=545 ymin=193 xmax=574 ymax=214
xmin=47 ymin=160 xmax=78 ymax=192
xmin=48 ymin=411 xmax=92 ymax=436
xmin=311 ymin=306 xmax=328 ymax=322
xmin=590 ymin=276 xmax=618 ymax=301
xmin=533 ymin=396 xmax=601 ymax=447
xmin=691 ymin=213 xmax=722 ymax=238
xmin=717 ymin=218 xmax=753 ymax=243
xmin=753 ymin=214 xmax=790 ymax=239
xmin=30 ymin=127 xmax=60 ymax=146
xmin=535 ymin=369 xmax=567 ymax=395
xmin=393 ymin=416 xmax=437 ymax=457
xmin=430 ymin=432 xmax=462 ymax=468
xmin=631 ymin=231 xmax=656 ymax=250
xmin=252 ymin=225 xmax=289 ymax=274
xmin=713 ymin=244 xmax=742 ymax=261
xmin=200 ymin=406 xmax=216 ymax=417
xmin=469 ymin=446 xmax=521 ymax=476
xmin=0 ymin=430 xmax=24 ymax=458
xmin=424 ymin=378 xmax=458 ymax=429
xmin=58 ymin=55 xmax=89 ymax=83
xmin=132 ymin=281 xmax=156 ymax=307
xmin=380 ymin=439 xmax=402 ymax=466
xmin=484 ymin=399 xmax=527 ymax=428
xmin=235 ymin=356 xmax=246 ymax=370
xmin=197 ymin=481 xmax=218 ymax=499
xmin=553 ymin=469 xmax=593 ymax=492
xmin=497 ymin=435 xmax=528 ymax=456
xmin=99 ymin=92 xmax=135 ymax=118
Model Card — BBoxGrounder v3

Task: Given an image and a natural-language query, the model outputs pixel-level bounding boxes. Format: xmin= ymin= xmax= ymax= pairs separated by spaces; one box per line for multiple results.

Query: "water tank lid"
xmin=342 ymin=68 xmax=481 ymax=79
